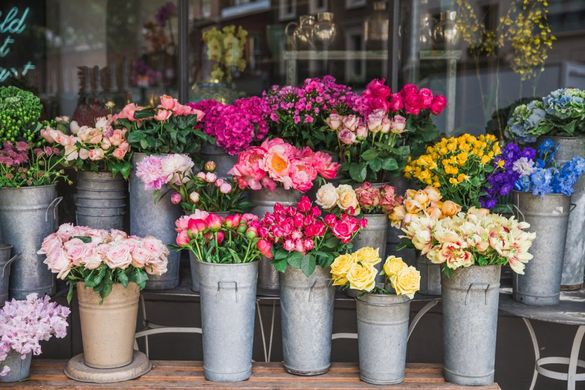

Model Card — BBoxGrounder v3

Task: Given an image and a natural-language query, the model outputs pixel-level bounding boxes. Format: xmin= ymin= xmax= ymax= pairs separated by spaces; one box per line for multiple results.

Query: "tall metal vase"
xmin=199 ymin=261 xmax=258 ymax=382
xmin=417 ymin=254 xmax=442 ymax=295
xmin=546 ymin=136 xmax=585 ymax=289
xmin=200 ymin=143 xmax=238 ymax=179
xmin=280 ymin=266 xmax=334 ymax=376
xmin=385 ymin=178 xmax=416 ymax=266
xmin=356 ymin=294 xmax=411 ymax=385
xmin=512 ymin=191 xmax=570 ymax=305
xmin=75 ymin=171 xmax=127 ymax=230
xmin=442 ymin=265 xmax=501 ymax=386
xmin=130 ymin=153 xmax=181 ymax=290
xmin=251 ymin=188 xmax=301 ymax=295
xmin=0 ymin=185 xmax=59 ymax=299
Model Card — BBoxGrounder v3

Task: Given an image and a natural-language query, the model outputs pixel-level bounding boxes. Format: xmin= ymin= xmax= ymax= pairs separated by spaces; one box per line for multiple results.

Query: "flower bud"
xmin=189 ymin=191 xmax=200 ymax=204
xmin=204 ymin=161 xmax=216 ymax=172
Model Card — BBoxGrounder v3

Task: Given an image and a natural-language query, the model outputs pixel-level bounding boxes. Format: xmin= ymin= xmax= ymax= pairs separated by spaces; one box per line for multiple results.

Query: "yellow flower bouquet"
xmin=330 ymin=247 xmax=420 ymax=298
xmin=404 ymin=134 xmax=501 ymax=209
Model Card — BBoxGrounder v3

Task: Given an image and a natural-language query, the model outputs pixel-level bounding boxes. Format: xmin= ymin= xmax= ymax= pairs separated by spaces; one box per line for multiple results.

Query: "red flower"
xmin=389 ymin=93 xmax=403 ymax=112
xmin=257 ymin=239 xmax=273 ymax=259
xmin=331 ymin=217 xmax=361 ymax=243
xmin=418 ymin=88 xmax=434 ymax=108
xmin=430 ymin=95 xmax=447 ymax=115
xmin=297 ymin=196 xmax=312 ymax=213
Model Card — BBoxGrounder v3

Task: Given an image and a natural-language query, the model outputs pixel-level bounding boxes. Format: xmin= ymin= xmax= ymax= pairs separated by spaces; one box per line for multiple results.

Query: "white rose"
xmin=316 ymin=183 xmax=338 ymax=210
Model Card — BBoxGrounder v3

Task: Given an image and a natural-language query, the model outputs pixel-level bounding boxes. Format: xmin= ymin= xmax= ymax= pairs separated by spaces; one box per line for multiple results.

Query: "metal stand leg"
xmin=567 ymin=326 xmax=584 ymax=390
xmin=257 ymin=300 xmax=277 ymax=362
xmin=522 ymin=318 xmax=540 ymax=390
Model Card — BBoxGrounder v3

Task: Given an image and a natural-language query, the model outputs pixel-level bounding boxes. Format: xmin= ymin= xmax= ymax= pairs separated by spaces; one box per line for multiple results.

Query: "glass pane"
xmin=1 ymin=0 xmax=179 ymax=120
xmin=188 ymin=0 xmax=390 ymax=100
xmin=397 ymin=0 xmax=582 ymax=136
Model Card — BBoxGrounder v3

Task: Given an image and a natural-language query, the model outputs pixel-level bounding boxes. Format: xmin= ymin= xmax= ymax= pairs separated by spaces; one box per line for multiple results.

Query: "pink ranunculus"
xmin=155 ymin=109 xmax=172 ymax=122
xmin=311 ymin=151 xmax=339 ymax=180
xmin=159 ymin=95 xmax=177 ymax=111
xmin=338 ymin=129 xmax=357 ymax=145
xmin=391 ymin=115 xmax=407 ymax=134
xmin=170 ymin=192 xmax=182 ymax=204
xmin=112 ymin=142 xmax=129 ymax=160
xmin=303 ymin=239 xmax=315 ymax=251
xmin=88 ymin=148 xmax=105 ymax=161
xmin=257 ymin=239 xmax=273 ymax=259
xmin=430 ymin=95 xmax=447 ymax=115
xmin=418 ymin=88 xmax=434 ymax=108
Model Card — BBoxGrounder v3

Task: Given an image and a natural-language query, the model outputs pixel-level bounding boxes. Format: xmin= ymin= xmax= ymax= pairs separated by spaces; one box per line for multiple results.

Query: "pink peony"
xmin=289 ymin=160 xmax=318 ymax=192
xmin=311 ymin=151 xmax=339 ymax=180
xmin=136 ymin=156 xmax=166 ymax=190
xmin=257 ymin=239 xmax=273 ymax=259
xmin=228 ymin=147 xmax=267 ymax=190
xmin=170 ymin=192 xmax=182 ymax=204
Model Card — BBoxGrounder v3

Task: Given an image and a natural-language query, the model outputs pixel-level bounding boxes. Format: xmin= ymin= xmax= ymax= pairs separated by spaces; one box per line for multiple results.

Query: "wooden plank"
xmin=2 ymin=361 xmax=501 ymax=389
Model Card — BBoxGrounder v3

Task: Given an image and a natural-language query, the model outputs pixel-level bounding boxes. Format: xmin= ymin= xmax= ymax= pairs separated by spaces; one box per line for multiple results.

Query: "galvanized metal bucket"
xmin=200 ymin=143 xmax=238 ymax=179
xmin=385 ymin=178 xmax=416 ymax=267
xmin=442 ymin=265 xmax=501 ymax=386
xmin=417 ymin=255 xmax=442 ymax=296
xmin=547 ymin=136 xmax=585 ymax=289
xmin=0 ymin=245 xmax=17 ymax=306
xmin=512 ymin=191 xmax=570 ymax=305
xmin=130 ymin=153 xmax=181 ymax=290
xmin=75 ymin=171 xmax=127 ymax=230
xmin=0 ymin=185 xmax=59 ymax=299
xmin=280 ymin=266 xmax=334 ymax=376
xmin=251 ymin=188 xmax=301 ymax=296
xmin=356 ymin=294 xmax=411 ymax=385
xmin=0 ymin=352 xmax=31 ymax=382
xmin=199 ymin=261 xmax=258 ymax=382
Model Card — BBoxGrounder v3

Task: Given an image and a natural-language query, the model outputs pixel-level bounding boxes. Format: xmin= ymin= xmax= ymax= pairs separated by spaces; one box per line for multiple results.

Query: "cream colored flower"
xmin=347 ymin=262 xmax=377 ymax=292
xmin=391 ymin=266 xmax=420 ymax=298
xmin=336 ymin=184 xmax=359 ymax=212
xmin=330 ymin=253 xmax=356 ymax=286
xmin=353 ymin=247 xmax=381 ymax=266
xmin=383 ymin=256 xmax=407 ymax=278
xmin=316 ymin=183 xmax=338 ymax=210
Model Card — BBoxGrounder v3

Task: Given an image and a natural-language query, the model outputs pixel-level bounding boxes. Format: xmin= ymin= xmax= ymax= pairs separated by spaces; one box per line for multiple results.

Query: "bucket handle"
xmin=307 ymin=279 xmax=318 ymax=302
xmin=510 ymin=203 xmax=525 ymax=222
xmin=570 ymin=203 xmax=577 ymax=213
xmin=465 ymin=283 xmax=491 ymax=305
xmin=45 ymin=196 xmax=63 ymax=223
xmin=217 ymin=281 xmax=238 ymax=303
xmin=0 ymin=253 xmax=19 ymax=280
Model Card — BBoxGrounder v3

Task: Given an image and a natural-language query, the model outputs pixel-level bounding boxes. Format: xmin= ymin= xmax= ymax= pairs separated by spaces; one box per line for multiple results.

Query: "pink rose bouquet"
xmin=41 ymin=115 xmax=132 ymax=178
xmin=188 ymin=96 xmax=270 ymax=155
xmin=326 ymin=79 xmax=446 ymax=182
xmin=115 ymin=95 xmax=212 ymax=155
xmin=0 ymin=294 xmax=70 ymax=377
xmin=175 ymin=210 xmax=270 ymax=264
xmin=258 ymin=196 xmax=366 ymax=276
xmin=315 ymin=182 xmax=403 ymax=215
xmin=136 ymin=154 xmax=250 ymax=213
xmin=228 ymin=138 xmax=339 ymax=192
xmin=39 ymin=224 xmax=169 ymax=301
xmin=264 ymin=75 xmax=359 ymax=151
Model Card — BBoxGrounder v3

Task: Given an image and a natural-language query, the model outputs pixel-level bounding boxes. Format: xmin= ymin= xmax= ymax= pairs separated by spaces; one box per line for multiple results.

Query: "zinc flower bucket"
xmin=75 ymin=171 xmax=127 ymax=230
xmin=356 ymin=294 xmax=411 ymax=385
xmin=416 ymin=254 xmax=442 ymax=296
xmin=77 ymin=282 xmax=140 ymax=369
xmin=0 ymin=352 xmax=31 ymax=383
xmin=280 ymin=265 xmax=334 ymax=376
xmin=442 ymin=265 xmax=501 ymax=386
xmin=513 ymin=191 xmax=570 ymax=305
xmin=0 ymin=185 xmax=59 ymax=299
xmin=548 ymin=136 xmax=585 ymax=289
xmin=0 ymin=245 xmax=17 ymax=306
xmin=200 ymin=143 xmax=238 ymax=179
xmin=130 ymin=153 xmax=181 ymax=290
xmin=251 ymin=188 xmax=301 ymax=295
xmin=198 ymin=261 xmax=258 ymax=381
xmin=352 ymin=214 xmax=388 ymax=282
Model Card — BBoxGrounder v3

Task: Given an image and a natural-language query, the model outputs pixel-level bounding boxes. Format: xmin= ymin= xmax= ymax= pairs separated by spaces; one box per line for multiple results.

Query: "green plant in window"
xmin=202 ymin=25 xmax=248 ymax=83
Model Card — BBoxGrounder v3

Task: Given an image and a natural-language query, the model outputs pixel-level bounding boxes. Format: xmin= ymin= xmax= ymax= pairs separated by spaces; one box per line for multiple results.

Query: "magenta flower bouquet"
xmin=40 ymin=224 xmax=169 ymax=301
xmin=189 ymin=96 xmax=270 ymax=155
xmin=326 ymin=80 xmax=447 ymax=182
xmin=264 ymin=76 xmax=358 ymax=151
xmin=41 ymin=116 xmax=132 ymax=178
xmin=0 ymin=294 xmax=69 ymax=376
xmin=115 ymin=95 xmax=211 ymax=155
xmin=228 ymin=138 xmax=339 ymax=192
xmin=259 ymin=196 xmax=366 ymax=276
xmin=136 ymin=154 xmax=250 ymax=213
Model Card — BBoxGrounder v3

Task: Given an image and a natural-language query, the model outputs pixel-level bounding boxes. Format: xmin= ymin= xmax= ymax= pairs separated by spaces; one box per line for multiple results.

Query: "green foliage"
xmin=0 ymin=86 xmax=43 ymax=144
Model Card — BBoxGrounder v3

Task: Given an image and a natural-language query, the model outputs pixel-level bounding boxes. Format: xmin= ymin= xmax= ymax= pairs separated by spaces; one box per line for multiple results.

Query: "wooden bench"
xmin=1 ymin=360 xmax=501 ymax=389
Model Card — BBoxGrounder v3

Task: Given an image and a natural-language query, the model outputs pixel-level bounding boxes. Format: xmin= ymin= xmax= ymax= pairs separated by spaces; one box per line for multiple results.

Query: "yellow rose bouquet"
xmin=330 ymin=247 xmax=420 ymax=298
xmin=404 ymin=134 xmax=502 ymax=209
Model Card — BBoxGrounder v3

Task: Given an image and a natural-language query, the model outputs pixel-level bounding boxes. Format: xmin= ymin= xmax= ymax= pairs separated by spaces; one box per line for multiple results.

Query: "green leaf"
xmin=349 ymin=163 xmax=367 ymax=182
xmin=287 ymin=252 xmax=303 ymax=268
xmin=134 ymin=108 xmax=156 ymax=119
xmin=117 ymin=269 xmax=129 ymax=287
xmin=361 ymin=149 xmax=379 ymax=161
xmin=273 ymin=258 xmax=288 ymax=273
xmin=301 ymin=254 xmax=317 ymax=277
xmin=127 ymin=131 xmax=144 ymax=143
xmin=323 ymin=237 xmax=339 ymax=249
xmin=73 ymin=236 xmax=92 ymax=243
xmin=369 ymin=159 xmax=382 ymax=172
xmin=381 ymin=158 xmax=398 ymax=171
